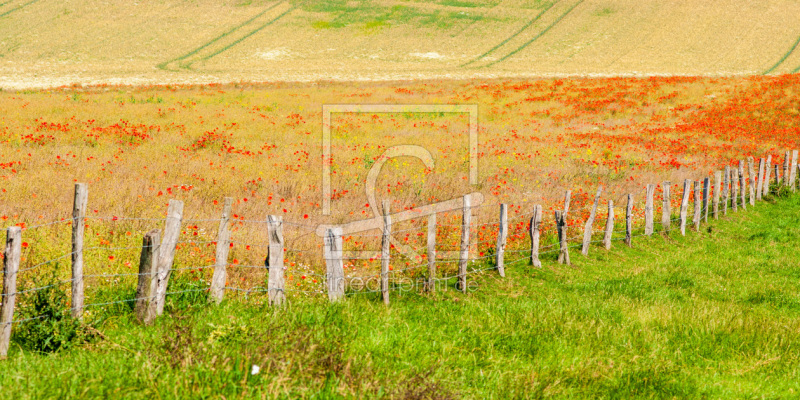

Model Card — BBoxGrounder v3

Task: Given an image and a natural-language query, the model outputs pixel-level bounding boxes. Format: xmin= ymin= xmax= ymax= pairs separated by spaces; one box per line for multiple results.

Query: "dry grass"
xmin=2 ymin=75 xmax=800 ymax=295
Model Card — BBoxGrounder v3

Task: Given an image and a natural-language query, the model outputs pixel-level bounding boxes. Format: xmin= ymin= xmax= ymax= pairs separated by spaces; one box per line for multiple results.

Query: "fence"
xmin=1 ymin=151 xmax=799 ymax=358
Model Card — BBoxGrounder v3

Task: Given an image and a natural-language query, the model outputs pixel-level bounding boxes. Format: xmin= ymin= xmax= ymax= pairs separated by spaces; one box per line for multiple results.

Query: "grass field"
xmin=2 ymin=0 xmax=800 ymax=88
xmin=3 ymin=186 xmax=800 ymax=398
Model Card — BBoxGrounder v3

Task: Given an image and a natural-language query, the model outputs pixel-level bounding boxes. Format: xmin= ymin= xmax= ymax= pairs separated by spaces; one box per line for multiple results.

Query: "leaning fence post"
xmin=563 ymin=190 xmax=572 ymax=215
xmin=603 ymin=200 xmax=614 ymax=250
xmin=644 ymin=184 xmax=655 ymax=236
xmin=756 ymin=157 xmax=765 ymax=200
xmin=134 ymin=229 xmax=160 ymax=325
xmin=680 ymin=179 xmax=691 ymax=235
xmin=529 ymin=205 xmax=542 ymax=267
xmin=774 ymin=162 xmax=781 ymax=187
xmin=267 ymin=215 xmax=285 ymax=307
xmin=496 ymin=204 xmax=507 ymax=278
xmin=764 ymin=155 xmax=773 ymax=196
xmin=0 ymin=227 xmax=21 ymax=359
xmin=739 ymin=160 xmax=747 ymax=210
xmin=155 ymin=199 xmax=184 ymax=316
xmin=380 ymin=201 xmax=391 ymax=305
xmin=324 ymin=227 xmax=344 ymax=302
xmin=693 ymin=180 xmax=702 ymax=231
xmin=713 ymin=171 xmax=722 ymax=219
xmin=624 ymin=194 xmax=633 ymax=247
xmin=458 ymin=194 xmax=471 ymax=293
xmin=555 ymin=210 xmax=570 ymax=265
xmin=426 ymin=213 xmax=436 ymax=291
xmin=703 ymin=177 xmax=710 ymax=223
xmin=582 ymin=187 xmax=603 ymax=256
xmin=791 ymin=150 xmax=799 ymax=191
xmin=71 ymin=183 xmax=88 ymax=319
xmin=661 ymin=182 xmax=671 ymax=234
xmin=209 ymin=197 xmax=233 ymax=304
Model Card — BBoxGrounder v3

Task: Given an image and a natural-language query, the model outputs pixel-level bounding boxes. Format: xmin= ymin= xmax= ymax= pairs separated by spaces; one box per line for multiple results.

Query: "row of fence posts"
xmin=1 ymin=151 xmax=799 ymax=357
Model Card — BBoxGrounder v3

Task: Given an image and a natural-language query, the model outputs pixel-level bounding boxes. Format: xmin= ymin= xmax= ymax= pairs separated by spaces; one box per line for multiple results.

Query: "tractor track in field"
xmin=483 ymin=0 xmax=585 ymax=68
xmin=459 ymin=1 xmax=559 ymax=67
xmin=0 ymin=0 xmax=39 ymax=18
xmin=157 ymin=1 xmax=294 ymax=72
xmin=461 ymin=0 xmax=585 ymax=69
xmin=763 ymin=32 xmax=800 ymax=75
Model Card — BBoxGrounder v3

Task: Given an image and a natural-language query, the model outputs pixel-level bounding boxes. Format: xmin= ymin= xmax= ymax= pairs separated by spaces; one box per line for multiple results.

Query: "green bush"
xmin=13 ymin=268 xmax=92 ymax=353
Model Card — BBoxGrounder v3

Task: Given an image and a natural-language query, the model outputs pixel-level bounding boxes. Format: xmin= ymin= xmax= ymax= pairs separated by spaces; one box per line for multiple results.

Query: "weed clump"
xmin=13 ymin=269 xmax=93 ymax=353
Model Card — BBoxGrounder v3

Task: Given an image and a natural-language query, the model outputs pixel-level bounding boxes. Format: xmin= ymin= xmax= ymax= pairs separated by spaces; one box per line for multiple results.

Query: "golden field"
xmin=2 ymin=0 xmax=800 ymax=89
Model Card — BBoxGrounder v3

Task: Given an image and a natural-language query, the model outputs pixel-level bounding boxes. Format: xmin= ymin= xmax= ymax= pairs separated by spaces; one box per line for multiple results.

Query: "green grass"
xmin=4 ymin=191 xmax=800 ymax=398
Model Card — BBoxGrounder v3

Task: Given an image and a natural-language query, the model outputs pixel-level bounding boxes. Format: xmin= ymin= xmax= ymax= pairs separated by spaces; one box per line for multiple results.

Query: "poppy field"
xmin=2 ymin=74 xmax=800 ymax=300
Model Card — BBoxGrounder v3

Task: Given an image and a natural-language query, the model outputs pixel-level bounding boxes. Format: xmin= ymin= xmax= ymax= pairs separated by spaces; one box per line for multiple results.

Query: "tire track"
xmin=483 ymin=0 xmax=585 ymax=68
xmin=460 ymin=1 xmax=559 ymax=67
xmin=763 ymin=33 xmax=800 ymax=75
xmin=0 ymin=0 xmax=40 ymax=18
xmin=157 ymin=1 xmax=291 ymax=71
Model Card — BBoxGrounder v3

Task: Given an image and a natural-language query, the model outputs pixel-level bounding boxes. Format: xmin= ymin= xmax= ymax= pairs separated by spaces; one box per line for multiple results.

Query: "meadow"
xmin=1 ymin=74 xmax=800 ymax=397
xmin=2 ymin=75 xmax=799 ymax=281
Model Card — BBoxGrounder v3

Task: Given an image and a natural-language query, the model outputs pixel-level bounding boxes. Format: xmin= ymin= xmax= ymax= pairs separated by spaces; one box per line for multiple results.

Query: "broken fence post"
xmin=134 ymin=229 xmax=160 ymax=325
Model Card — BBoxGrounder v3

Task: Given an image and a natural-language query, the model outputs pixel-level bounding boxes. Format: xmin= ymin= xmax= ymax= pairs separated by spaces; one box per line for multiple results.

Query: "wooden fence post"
xmin=739 ymin=160 xmax=747 ymax=210
xmin=267 ymin=215 xmax=285 ymax=307
xmin=791 ymin=150 xmax=799 ymax=191
xmin=324 ymin=227 xmax=344 ymax=302
xmin=703 ymin=177 xmax=710 ymax=223
xmin=134 ymin=229 xmax=160 ymax=325
xmin=155 ymin=199 xmax=184 ymax=316
xmin=0 ymin=227 xmax=21 ymax=359
xmin=426 ymin=213 xmax=436 ymax=291
xmin=713 ymin=171 xmax=722 ymax=219
xmin=582 ymin=187 xmax=603 ymax=255
xmin=209 ymin=197 xmax=233 ymax=304
xmin=529 ymin=205 xmax=542 ymax=267
xmin=380 ymin=201 xmax=391 ymax=305
xmin=603 ymin=200 xmax=614 ymax=250
xmin=775 ymin=163 xmax=781 ymax=187
xmin=756 ymin=157 xmax=765 ymax=200
xmin=563 ymin=190 xmax=572 ymax=216
xmin=661 ymin=182 xmax=671 ymax=234
xmin=625 ymin=194 xmax=633 ymax=247
xmin=764 ymin=155 xmax=773 ymax=196
xmin=723 ymin=166 xmax=730 ymax=215
xmin=693 ymin=180 xmax=702 ymax=231
xmin=748 ymin=157 xmax=756 ymax=206
xmin=555 ymin=211 xmax=570 ymax=265
xmin=680 ymin=179 xmax=691 ymax=235
xmin=732 ymin=167 xmax=739 ymax=212
xmin=458 ymin=194 xmax=471 ymax=293
xmin=644 ymin=184 xmax=655 ymax=236
xmin=71 ymin=183 xmax=88 ymax=319
xmin=783 ymin=151 xmax=791 ymax=187
xmin=496 ymin=204 xmax=507 ymax=278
